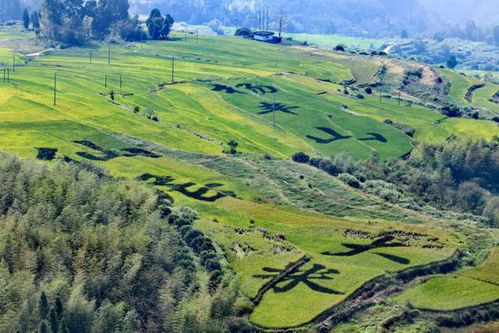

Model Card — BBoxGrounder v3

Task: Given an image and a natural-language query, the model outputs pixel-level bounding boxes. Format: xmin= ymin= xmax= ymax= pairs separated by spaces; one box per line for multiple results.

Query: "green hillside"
xmin=0 ymin=31 xmax=498 ymax=330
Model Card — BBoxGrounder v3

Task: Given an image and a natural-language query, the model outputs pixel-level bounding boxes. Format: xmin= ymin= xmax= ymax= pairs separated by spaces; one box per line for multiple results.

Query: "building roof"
xmin=253 ymin=31 xmax=275 ymax=36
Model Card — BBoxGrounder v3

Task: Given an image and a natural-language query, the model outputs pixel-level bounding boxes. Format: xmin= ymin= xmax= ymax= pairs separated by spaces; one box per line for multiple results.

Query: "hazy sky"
xmin=418 ymin=0 xmax=498 ymax=25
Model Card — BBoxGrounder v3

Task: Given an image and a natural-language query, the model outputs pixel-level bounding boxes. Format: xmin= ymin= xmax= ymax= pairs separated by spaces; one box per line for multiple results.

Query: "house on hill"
xmin=253 ymin=31 xmax=274 ymax=41
xmin=253 ymin=31 xmax=282 ymax=44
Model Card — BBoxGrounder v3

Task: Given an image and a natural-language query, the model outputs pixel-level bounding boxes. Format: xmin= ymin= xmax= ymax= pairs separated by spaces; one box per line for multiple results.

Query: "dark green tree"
xmin=55 ymin=295 xmax=64 ymax=320
xmin=446 ymin=55 xmax=458 ymax=69
xmin=49 ymin=308 xmax=59 ymax=333
xmin=23 ymin=8 xmax=30 ymax=29
xmin=31 ymin=11 xmax=40 ymax=37
xmin=146 ymin=9 xmax=164 ymax=40
xmin=227 ymin=140 xmax=239 ymax=154
xmin=91 ymin=0 xmax=130 ymax=38
xmin=40 ymin=0 xmax=86 ymax=44
xmin=162 ymin=14 xmax=174 ymax=39
xmin=39 ymin=320 xmax=49 ymax=333
xmin=39 ymin=292 xmax=50 ymax=320
xmin=146 ymin=9 xmax=174 ymax=40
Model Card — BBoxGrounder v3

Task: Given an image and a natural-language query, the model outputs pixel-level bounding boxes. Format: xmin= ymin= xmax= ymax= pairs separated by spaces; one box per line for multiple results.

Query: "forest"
xmin=0 ymin=153 xmax=251 ymax=332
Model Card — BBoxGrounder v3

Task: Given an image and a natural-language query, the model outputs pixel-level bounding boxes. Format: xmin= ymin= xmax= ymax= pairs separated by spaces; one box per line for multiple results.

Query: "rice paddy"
xmin=0 ymin=30 xmax=497 ymax=328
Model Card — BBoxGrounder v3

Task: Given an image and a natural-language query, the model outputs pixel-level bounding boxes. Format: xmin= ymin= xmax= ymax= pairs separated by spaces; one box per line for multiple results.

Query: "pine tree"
xmin=39 ymin=320 xmax=49 ymax=333
xmin=55 ymin=295 xmax=64 ymax=319
xmin=39 ymin=292 xmax=50 ymax=320
xmin=49 ymin=308 xmax=59 ymax=333
xmin=23 ymin=8 xmax=30 ymax=29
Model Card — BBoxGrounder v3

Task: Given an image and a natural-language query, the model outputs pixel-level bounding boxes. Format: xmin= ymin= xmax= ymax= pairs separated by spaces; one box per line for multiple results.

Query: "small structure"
xmin=253 ymin=31 xmax=282 ymax=44
xmin=253 ymin=31 xmax=275 ymax=42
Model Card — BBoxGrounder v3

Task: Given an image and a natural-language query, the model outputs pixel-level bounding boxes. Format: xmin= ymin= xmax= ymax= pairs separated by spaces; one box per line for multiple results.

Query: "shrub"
xmin=169 ymin=206 xmax=199 ymax=226
xmin=483 ymin=197 xmax=499 ymax=227
xmin=440 ymin=104 xmax=462 ymax=117
xmin=226 ymin=139 xmax=239 ymax=155
xmin=263 ymin=153 xmax=273 ymax=160
xmin=363 ymin=180 xmax=403 ymax=203
xmin=405 ymin=68 xmax=423 ymax=79
xmin=334 ymin=44 xmax=345 ymax=52
xmin=338 ymin=173 xmax=361 ymax=188
xmin=292 ymin=152 xmax=310 ymax=163
xmin=234 ymin=28 xmax=252 ymax=37
xmin=228 ymin=318 xmax=254 ymax=333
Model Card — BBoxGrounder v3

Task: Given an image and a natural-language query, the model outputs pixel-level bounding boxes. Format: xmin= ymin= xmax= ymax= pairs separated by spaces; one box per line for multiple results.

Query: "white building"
xmin=253 ymin=31 xmax=275 ymax=42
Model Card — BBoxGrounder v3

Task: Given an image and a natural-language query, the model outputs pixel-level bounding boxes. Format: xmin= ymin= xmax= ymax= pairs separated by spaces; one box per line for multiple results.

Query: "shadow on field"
xmin=137 ymin=173 xmax=235 ymax=202
xmin=236 ymin=83 xmax=278 ymax=95
xmin=254 ymin=264 xmax=344 ymax=295
xmin=306 ymin=127 xmax=352 ymax=143
xmin=358 ymin=132 xmax=388 ymax=143
xmin=36 ymin=148 xmax=58 ymax=161
xmin=73 ymin=140 xmax=160 ymax=161
xmin=258 ymin=102 xmax=299 ymax=115
xmin=322 ymin=235 xmax=411 ymax=265
xmin=212 ymin=84 xmax=246 ymax=94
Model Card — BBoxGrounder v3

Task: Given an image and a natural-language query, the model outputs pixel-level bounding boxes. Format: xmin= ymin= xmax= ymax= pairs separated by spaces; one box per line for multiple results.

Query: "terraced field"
xmin=439 ymin=68 xmax=499 ymax=116
xmin=0 ymin=31 xmax=497 ymax=329
xmin=395 ymin=247 xmax=499 ymax=311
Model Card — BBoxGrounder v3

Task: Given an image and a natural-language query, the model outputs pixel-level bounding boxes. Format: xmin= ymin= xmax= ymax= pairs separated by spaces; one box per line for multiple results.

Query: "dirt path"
xmin=25 ymin=48 xmax=54 ymax=57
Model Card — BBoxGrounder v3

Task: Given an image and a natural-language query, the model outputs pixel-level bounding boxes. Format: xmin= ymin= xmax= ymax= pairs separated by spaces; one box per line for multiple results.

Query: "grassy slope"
xmin=0 ymin=32 xmax=495 ymax=328
xmin=285 ymin=33 xmax=386 ymax=50
xmin=439 ymin=68 xmax=499 ymax=113
xmin=394 ymin=247 xmax=499 ymax=311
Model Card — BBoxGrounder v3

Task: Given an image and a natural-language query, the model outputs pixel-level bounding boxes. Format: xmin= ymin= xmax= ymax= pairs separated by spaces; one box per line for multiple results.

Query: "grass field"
xmin=285 ymin=33 xmax=386 ymax=50
xmin=394 ymin=276 xmax=499 ymax=311
xmin=438 ymin=68 xmax=499 ymax=113
xmin=0 ymin=32 xmax=496 ymax=328
xmin=0 ymin=30 xmax=34 ymax=40
xmin=438 ymin=69 xmax=480 ymax=105
xmin=394 ymin=247 xmax=499 ymax=311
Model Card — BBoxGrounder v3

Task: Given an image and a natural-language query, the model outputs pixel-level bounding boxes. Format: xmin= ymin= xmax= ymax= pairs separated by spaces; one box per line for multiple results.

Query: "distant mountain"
xmin=418 ymin=0 xmax=499 ymax=26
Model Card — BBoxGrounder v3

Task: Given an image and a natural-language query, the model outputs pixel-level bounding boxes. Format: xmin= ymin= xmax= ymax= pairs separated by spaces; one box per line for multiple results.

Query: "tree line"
xmin=292 ymin=139 xmax=499 ymax=227
xmin=0 ymin=152 xmax=253 ymax=332
xmin=36 ymin=0 xmax=175 ymax=45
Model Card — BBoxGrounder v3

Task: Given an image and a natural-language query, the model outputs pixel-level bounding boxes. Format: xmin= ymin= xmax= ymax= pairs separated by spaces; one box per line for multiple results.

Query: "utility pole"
xmin=278 ymin=16 xmax=284 ymax=38
xmin=266 ymin=6 xmax=269 ymax=30
xmin=173 ymin=55 xmax=176 ymax=82
xmin=7 ymin=68 xmax=10 ymax=82
xmin=89 ymin=49 xmax=92 ymax=63
xmin=107 ymin=44 xmax=111 ymax=65
xmin=53 ymin=72 xmax=57 ymax=106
